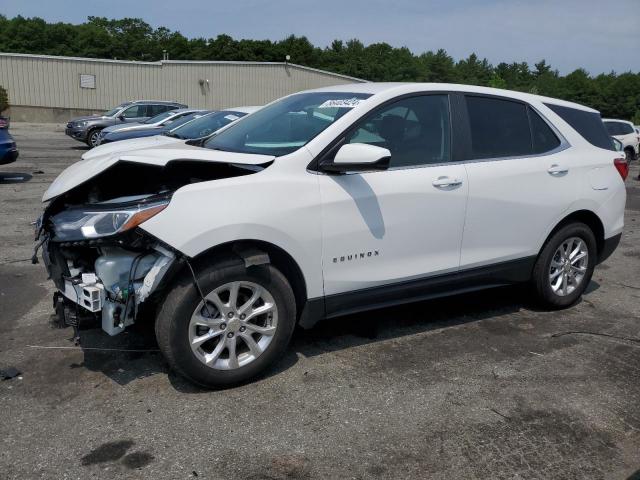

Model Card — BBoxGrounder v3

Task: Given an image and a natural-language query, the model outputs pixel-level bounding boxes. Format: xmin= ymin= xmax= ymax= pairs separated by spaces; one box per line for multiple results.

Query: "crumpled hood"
xmin=82 ymin=135 xmax=181 ymax=161
xmin=43 ymin=142 xmax=275 ymax=202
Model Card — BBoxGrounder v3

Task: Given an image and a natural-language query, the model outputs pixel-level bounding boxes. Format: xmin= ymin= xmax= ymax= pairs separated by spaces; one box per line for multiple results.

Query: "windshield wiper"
xmin=162 ymin=131 xmax=181 ymax=139
xmin=186 ymin=138 xmax=207 ymax=147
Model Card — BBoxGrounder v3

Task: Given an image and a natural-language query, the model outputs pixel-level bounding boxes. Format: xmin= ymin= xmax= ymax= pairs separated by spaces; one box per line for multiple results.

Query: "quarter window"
xmin=465 ymin=96 xmax=532 ymax=159
xmin=544 ymin=103 xmax=613 ymax=150
xmin=345 ymin=95 xmax=451 ymax=167
xmin=528 ymin=108 xmax=561 ymax=153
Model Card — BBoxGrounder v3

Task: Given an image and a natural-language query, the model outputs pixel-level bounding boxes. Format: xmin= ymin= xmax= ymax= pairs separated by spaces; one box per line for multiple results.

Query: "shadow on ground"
xmin=62 ymin=282 xmax=589 ymax=391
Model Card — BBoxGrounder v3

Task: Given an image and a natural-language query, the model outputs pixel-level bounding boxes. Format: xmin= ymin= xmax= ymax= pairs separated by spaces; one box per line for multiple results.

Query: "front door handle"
xmin=547 ymin=164 xmax=569 ymax=176
xmin=432 ymin=176 xmax=463 ymax=188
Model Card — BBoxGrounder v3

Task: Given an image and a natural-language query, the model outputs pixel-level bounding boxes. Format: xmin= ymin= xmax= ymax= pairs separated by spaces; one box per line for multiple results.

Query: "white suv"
xmin=37 ymin=84 xmax=627 ymax=387
xmin=603 ymin=118 xmax=639 ymax=161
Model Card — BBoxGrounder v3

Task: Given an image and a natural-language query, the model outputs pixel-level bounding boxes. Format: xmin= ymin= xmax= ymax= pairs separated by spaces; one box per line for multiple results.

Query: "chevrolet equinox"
xmin=36 ymin=83 xmax=627 ymax=387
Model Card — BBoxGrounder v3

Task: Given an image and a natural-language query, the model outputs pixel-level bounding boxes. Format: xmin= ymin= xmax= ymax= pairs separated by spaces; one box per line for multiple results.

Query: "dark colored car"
xmin=161 ymin=107 xmax=258 ymax=140
xmin=65 ymin=100 xmax=188 ymax=148
xmin=98 ymin=110 xmax=211 ymax=145
xmin=0 ymin=116 xmax=18 ymax=165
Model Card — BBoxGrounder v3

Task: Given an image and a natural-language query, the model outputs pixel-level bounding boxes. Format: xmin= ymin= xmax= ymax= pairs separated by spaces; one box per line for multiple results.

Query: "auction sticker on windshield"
xmin=318 ymin=98 xmax=365 ymax=109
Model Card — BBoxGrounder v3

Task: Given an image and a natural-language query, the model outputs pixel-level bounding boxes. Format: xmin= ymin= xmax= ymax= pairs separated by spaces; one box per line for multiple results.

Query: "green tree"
xmin=455 ymin=53 xmax=492 ymax=86
xmin=0 ymin=15 xmax=638 ymax=119
xmin=417 ymin=49 xmax=456 ymax=82
xmin=488 ymin=73 xmax=507 ymax=89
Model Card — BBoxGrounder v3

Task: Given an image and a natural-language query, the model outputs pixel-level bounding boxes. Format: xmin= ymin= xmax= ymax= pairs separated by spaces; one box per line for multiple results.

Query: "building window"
xmin=80 ymin=74 xmax=96 ymax=89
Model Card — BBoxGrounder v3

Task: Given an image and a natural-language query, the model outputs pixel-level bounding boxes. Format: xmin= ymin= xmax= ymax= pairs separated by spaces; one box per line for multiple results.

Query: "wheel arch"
xmin=542 ymin=209 xmax=605 ymax=258
xmin=190 ymin=239 xmax=310 ymax=323
xmin=86 ymin=126 xmax=103 ymax=143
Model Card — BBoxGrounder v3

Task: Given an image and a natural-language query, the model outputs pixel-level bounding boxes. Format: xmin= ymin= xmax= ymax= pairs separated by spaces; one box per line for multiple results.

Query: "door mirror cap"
xmin=322 ymin=143 xmax=391 ymax=173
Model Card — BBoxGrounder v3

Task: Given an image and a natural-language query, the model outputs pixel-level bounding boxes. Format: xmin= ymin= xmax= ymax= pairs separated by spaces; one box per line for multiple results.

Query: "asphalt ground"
xmin=1 ymin=123 xmax=639 ymax=479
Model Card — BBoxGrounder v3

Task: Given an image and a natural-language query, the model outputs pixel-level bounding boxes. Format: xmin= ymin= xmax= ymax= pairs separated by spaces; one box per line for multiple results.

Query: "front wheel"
xmin=86 ymin=129 xmax=102 ymax=148
xmin=155 ymin=257 xmax=296 ymax=388
xmin=531 ymin=222 xmax=596 ymax=309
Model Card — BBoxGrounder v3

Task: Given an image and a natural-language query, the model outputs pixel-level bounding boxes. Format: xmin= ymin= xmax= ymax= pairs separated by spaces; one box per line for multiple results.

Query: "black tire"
xmin=86 ymin=128 xmax=102 ymax=148
xmin=531 ymin=222 xmax=597 ymax=309
xmin=155 ymin=256 xmax=296 ymax=388
xmin=624 ymin=148 xmax=636 ymax=163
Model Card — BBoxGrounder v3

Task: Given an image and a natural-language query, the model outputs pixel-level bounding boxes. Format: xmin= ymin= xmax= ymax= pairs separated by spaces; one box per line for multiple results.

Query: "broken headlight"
xmin=50 ymin=200 xmax=169 ymax=241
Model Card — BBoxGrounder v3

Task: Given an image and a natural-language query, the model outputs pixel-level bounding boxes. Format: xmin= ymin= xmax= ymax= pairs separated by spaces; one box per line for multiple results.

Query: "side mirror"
xmin=322 ymin=143 xmax=391 ymax=174
xmin=117 ymin=114 xmax=125 ymax=121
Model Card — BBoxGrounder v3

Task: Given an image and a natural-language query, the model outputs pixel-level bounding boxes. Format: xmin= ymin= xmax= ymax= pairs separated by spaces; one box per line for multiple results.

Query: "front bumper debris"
xmin=42 ymin=236 xmax=175 ymax=336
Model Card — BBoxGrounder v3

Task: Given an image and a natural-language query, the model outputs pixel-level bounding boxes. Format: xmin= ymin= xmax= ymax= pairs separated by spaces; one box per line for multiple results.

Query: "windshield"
xmin=172 ymin=110 xmax=247 ymax=139
xmin=104 ymin=104 xmax=126 ymax=117
xmin=204 ymin=92 xmax=372 ymax=156
xmin=162 ymin=112 xmax=207 ymax=132
xmin=144 ymin=110 xmax=177 ymax=125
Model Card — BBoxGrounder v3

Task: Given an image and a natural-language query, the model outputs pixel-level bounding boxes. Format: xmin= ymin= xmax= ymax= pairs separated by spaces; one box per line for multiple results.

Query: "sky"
xmin=0 ymin=0 xmax=638 ymax=75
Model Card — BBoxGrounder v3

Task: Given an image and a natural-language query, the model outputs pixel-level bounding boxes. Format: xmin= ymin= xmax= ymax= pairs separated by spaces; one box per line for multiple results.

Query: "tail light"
xmin=0 ymin=118 xmax=7 ymax=129
xmin=614 ymin=158 xmax=629 ymax=180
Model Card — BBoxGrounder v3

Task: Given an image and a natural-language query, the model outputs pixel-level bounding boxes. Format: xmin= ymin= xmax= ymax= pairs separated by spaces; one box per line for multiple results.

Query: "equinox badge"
xmin=333 ymin=251 xmax=380 ymax=263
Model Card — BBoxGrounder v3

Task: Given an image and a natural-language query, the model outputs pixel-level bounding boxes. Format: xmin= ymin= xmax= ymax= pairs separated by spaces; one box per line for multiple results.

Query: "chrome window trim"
xmin=313 ymin=140 xmax=572 ymax=175
xmin=311 ymin=92 xmax=572 ymax=175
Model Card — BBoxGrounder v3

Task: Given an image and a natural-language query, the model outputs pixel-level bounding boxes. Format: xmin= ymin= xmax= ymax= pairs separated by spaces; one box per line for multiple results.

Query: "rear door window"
xmin=545 ymin=103 xmax=613 ymax=150
xmin=148 ymin=104 xmax=171 ymax=116
xmin=465 ymin=96 xmax=532 ymax=158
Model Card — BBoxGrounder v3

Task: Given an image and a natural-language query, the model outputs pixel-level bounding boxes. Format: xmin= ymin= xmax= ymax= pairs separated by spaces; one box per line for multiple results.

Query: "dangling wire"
xmin=185 ymin=257 xmax=214 ymax=318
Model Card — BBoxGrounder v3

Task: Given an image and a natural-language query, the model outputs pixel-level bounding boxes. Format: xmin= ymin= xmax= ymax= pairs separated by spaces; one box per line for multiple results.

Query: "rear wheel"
xmin=624 ymin=147 xmax=635 ymax=162
xmin=531 ymin=222 xmax=596 ymax=309
xmin=155 ymin=257 xmax=296 ymax=388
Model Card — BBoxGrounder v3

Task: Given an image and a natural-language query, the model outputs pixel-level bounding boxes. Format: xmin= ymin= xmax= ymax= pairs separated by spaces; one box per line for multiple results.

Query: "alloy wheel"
xmin=548 ymin=236 xmax=589 ymax=297
xmin=89 ymin=131 xmax=101 ymax=147
xmin=188 ymin=281 xmax=278 ymax=370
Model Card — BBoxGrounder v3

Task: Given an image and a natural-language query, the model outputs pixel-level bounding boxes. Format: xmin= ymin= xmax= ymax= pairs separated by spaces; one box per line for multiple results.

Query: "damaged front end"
xmin=40 ymin=198 xmax=176 ymax=336
xmin=35 ymin=158 xmax=265 ymax=337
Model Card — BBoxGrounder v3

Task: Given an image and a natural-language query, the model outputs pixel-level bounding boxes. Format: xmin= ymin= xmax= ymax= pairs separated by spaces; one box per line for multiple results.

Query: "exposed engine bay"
xmin=36 ymin=159 xmax=266 ymax=338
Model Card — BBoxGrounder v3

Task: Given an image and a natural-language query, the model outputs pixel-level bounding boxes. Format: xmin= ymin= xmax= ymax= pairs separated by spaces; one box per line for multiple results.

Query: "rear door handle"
xmin=547 ymin=164 xmax=569 ymax=176
xmin=432 ymin=176 xmax=463 ymax=188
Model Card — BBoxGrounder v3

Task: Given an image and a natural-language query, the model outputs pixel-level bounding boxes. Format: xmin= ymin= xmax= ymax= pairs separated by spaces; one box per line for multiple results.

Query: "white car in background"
xmin=603 ymin=118 xmax=639 ymax=161
xmin=38 ymin=83 xmax=627 ymax=387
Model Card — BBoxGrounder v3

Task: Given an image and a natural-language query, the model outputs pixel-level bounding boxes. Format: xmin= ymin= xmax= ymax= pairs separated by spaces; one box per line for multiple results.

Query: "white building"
xmin=0 ymin=52 xmax=365 ymax=122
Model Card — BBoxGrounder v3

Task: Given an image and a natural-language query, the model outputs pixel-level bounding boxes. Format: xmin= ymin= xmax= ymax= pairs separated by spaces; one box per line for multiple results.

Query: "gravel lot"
xmin=1 ymin=123 xmax=639 ymax=479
